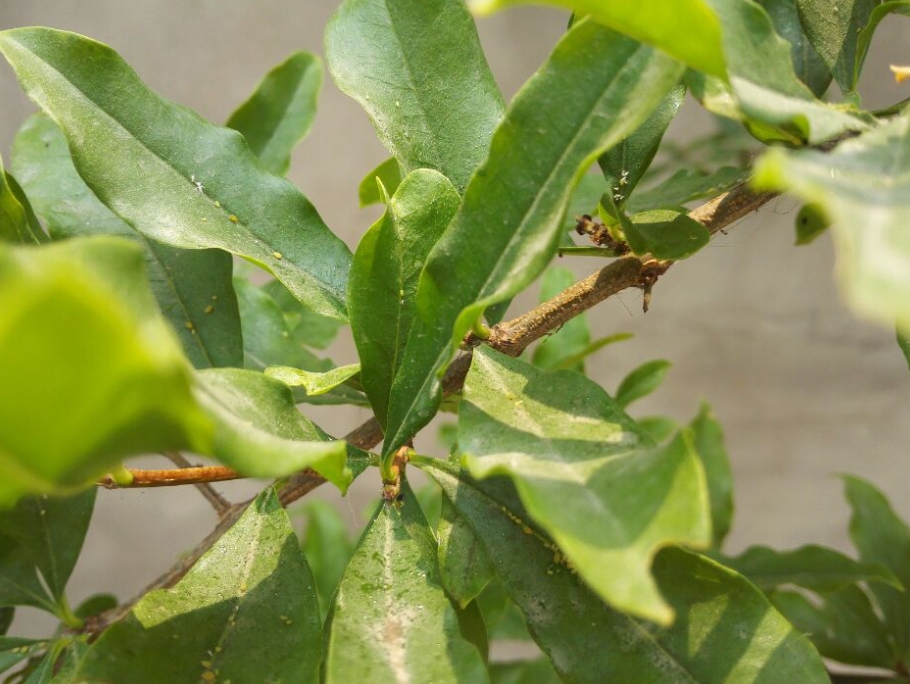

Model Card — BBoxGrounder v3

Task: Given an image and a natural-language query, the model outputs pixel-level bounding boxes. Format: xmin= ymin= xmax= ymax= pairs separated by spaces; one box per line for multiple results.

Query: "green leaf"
xmin=757 ymin=0 xmax=832 ymax=96
xmin=795 ymin=203 xmax=830 ymax=245
xmin=796 ymin=0 xmax=880 ymax=92
xmin=358 ymin=157 xmax=403 ymax=207
xmin=0 ymin=637 xmax=48 ymax=675
xmin=626 ymin=167 xmax=745 ymax=214
xmin=470 ymin=0 xmax=727 ymax=79
xmin=490 ymin=658 xmax=561 ymax=684
xmin=46 ymin=639 xmax=88 ymax=683
xmin=74 ymin=594 xmax=119 ymax=620
xmin=844 ymin=475 xmax=910 ymax=658
xmin=193 ymin=369 xmax=352 ymax=490
xmin=459 ymin=348 xmax=710 ymax=624
xmin=599 ymin=83 xmax=687 ymax=217
xmin=622 ymin=210 xmax=710 ymax=260
xmin=772 ymin=587 xmax=897 ymax=668
xmin=0 ymin=28 xmax=351 ymax=320
xmin=323 ymin=480 xmax=488 ymax=684
xmin=0 ymin=607 xmax=12 ymax=635
xmin=326 ymin=0 xmax=505 ymax=192
xmin=0 ymin=490 xmax=95 ymax=615
xmin=266 ymin=364 xmax=361 ymax=397
xmin=548 ymin=332 xmax=634 ymax=371
xmin=720 ymin=544 xmax=902 ymax=592
xmin=0 ymin=237 xmax=210 ymax=506
xmin=78 ymin=488 xmax=322 ymax=684
xmin=262 ymin=279 xmax=345 ymax=351
xmin=226 ymin=51 xmax=322 ymax=176
xmin=437 ymin=496 xmax=495 ymax=608
xmin=12 ymin=113 xmax=243 ymax=369
xmin=638 ymin=415 xmax=679 ymax=444
xmin=615 ymin=359 xmax=672 ymax=408
xmin=856 ymin=3 xmax=910 ymax=89
xmin=350 ymin=169 xmax=460 ymax=429
xmin=0 ymin=153 xmax=42 ymax=245
xmin=384 ymin=20 xmax=685 ymax=457
xmin=753 ymin=114 xmax=910 ymax=330
xmin=421 ymin=458 xmax=829 ymax=683
xmin=690 ymin=404 xmax=733 ymax=547
xmin=299 ymin=500 xmax=356 ymax=618
xmin=897 ymin=328 xmax=910 ymax=371
xmin=699 ymin=0 xmax=870 ymax=144
xmin=531 ymin=267 xmax=591 ymax=372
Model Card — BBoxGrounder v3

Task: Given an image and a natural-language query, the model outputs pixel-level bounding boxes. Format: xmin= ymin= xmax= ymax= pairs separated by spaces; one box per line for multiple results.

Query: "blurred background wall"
xmin=2 ymin=0 xmax=909 ymax=639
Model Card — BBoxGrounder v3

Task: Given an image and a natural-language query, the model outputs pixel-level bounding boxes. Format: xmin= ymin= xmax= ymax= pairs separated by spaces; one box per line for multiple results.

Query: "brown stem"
xmin=88 ymin=184 xmax=777 ymax=637
xmin=97 ymin=465 xmax=240 ymax=488
xmin=163 ymin=452 xmax=232 ymax=515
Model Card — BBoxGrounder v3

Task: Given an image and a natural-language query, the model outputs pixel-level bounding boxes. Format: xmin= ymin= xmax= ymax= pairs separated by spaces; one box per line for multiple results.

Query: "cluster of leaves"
xmin=0 ymin=0 xmax=909 ymax=681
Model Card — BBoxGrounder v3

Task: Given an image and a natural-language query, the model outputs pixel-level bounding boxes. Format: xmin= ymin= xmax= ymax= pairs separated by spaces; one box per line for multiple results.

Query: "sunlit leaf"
xmin=383 ymin=19 xmax=685 ymax=457
xmin=421 ymin=458 xmax=829 ymax=683
xmin=78 ymin=489 xmax=322 ymax=684
xmin=323 ymin=480 xmax=488 ymax=683
xmin=266 ymin=364 xmax=361 ymax=397
xmin=193 ymin=369 xmax=352 ymax=490
xmin=458 ymin=348 xmax=710 ymax=624
xmin=615 ymin=359 xmax=672 ymax=408
xmin=0 ymin=152 xmax=42 ymax=244
xmin=622 ymin=210 xmax=710 ymax=260
xmin=757 ymin=0 xmax=832 ymax=96
xmin=626 ymin=167 xmax=745 ymax=213
xmin=0 ymin=237 xmax=210 ymax=506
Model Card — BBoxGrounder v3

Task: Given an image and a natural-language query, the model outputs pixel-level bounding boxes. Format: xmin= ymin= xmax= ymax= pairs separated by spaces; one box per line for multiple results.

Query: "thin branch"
xmin=97 ymin=464 xmax=240 ymax=488
xmin=164 ymin=452 xmax=232 ymax=515
xmin=88 ymin=183 xmax=776 ymax=636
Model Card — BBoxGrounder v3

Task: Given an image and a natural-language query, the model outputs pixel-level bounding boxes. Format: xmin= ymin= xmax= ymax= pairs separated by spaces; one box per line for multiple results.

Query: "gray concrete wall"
xmin=2 ymin=1 xmax=909 ymax=639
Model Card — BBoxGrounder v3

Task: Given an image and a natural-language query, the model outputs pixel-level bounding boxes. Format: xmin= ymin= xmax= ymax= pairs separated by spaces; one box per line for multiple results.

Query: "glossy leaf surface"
xmin=754 ymin=114 xmax=910 ymax=330
xmin=0 ymin=28 xmax=351 ymax=319
xmin=79 ymin=489 xmax=322 ymax=684
xmin=0 ymin=490 xmax=95 ymax=613
xmin=720 ymin=544 xmax=901 ymax=592
xmin=11 ymin=113 xmax=243 ymax=368
xmin=796 ymin=0 xmax=879 ymax=92
xmin=324 ymin=481 xmax=488 ymax=684
xmin=470 ymin=0 xmax=726 ymax=78
xmin=844 ymin=475 xmax=910 ymax=658
xmin=226 ymin=51 xmax=322 ymax=176
xmin=421 ymin=458 xmax=829 ymax=683
xmin=0 ymin=237 xmax=209 ymax=506
xmin=459 ymin=348 xmax=710 ymax=624
xmin=349 ymin=169 xmax=460 ymax=428
xmin=193 ymin=369 xmax=351 ymax=490
xmin=531 ymin=267 xmax=591 ymax=373
xmin=384 ymin=20 xmax=685 ymax=457
xmin=326 ymin=0 xmax=504 ymax=192
xmin=690 ymin=404 xmax=734 ymax=547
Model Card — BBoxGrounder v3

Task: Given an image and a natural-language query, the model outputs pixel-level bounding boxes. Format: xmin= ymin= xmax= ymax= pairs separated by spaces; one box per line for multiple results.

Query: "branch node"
xmin=638 ymin=260 xmax=671 ymax=313
xmin=382 ymin=446 xmax=411 ymax=503
xmin=575 ymin=214 xmax=630 ymax=255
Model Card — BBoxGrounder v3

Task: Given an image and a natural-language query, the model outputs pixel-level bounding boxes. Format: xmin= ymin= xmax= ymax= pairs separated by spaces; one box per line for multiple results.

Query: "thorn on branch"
xmin=638 ymin=260 xmax=670 ymax=313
